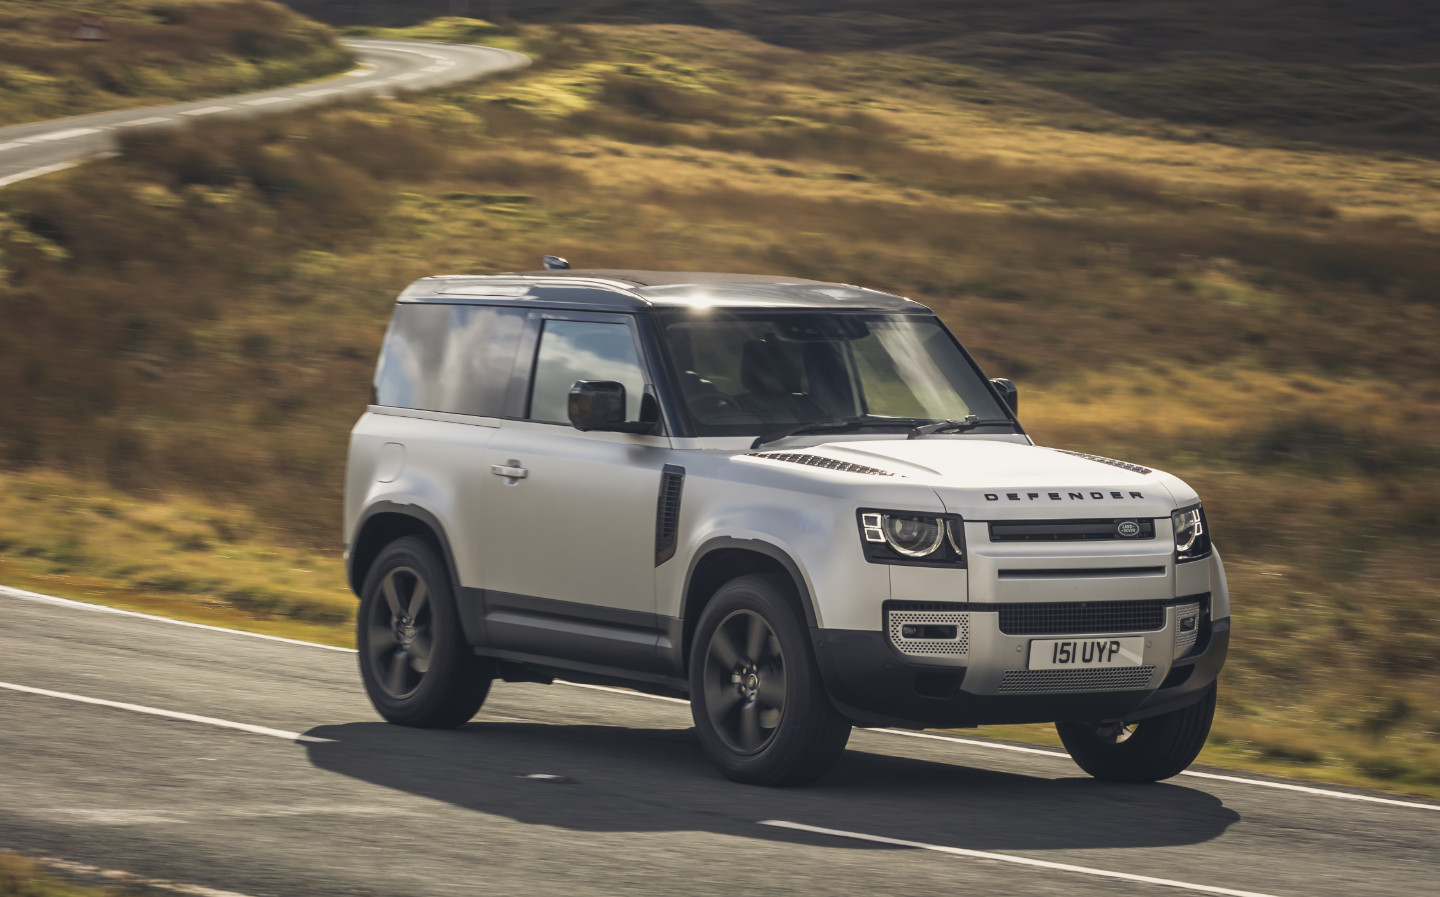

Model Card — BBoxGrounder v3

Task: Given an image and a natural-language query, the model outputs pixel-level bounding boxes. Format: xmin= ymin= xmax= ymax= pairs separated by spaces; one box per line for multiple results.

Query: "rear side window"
xmin=373 ymin=304 xmax=525 ymax=417
xmin=528 ymin=319 xmax=646 ymax=423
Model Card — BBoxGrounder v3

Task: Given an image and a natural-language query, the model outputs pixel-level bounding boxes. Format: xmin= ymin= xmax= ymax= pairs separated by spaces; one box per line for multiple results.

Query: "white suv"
xmin=344 ymin=267 xmax=1228 ymax=785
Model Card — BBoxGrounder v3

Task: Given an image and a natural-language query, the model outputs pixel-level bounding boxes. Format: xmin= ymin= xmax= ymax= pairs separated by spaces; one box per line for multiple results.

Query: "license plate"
xmin=1029 ymin=637 xmax=1144 ymax=670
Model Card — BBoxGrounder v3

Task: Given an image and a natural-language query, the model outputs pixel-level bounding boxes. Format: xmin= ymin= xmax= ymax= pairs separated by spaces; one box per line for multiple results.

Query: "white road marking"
xmin=298 ymin=88 xmax=341 ymax=97
xmin=241 ymin=97 xmax=289 ymax=106
xmin=0 ymin=585 xmax=355 ymax=652
xmin=5 ymin=585 xmax=1438 ymax=813
xmin=0 ymin=681 xmax=334 ymax=743
xmin=761 ymin=820 xmax=1283 ymax=897
xmin=875 ymin=727 xmax=1068 ymax=757
xmin=423 ymin=64 xmax=450 ymax=73
xmin=180 ymin=106 xmax=230 ymax=116
xmin=117 ymin=116 xmax=174 ymax=128
xmin=0 ymin=141 xmax=25 ymax=152
xmin=346 ymin=64 xmax=378 ymax=78
xmin=390 ymin=72 xmax=422 ymax=81
xmin=0 ymin=160 xmax=81 ymax=188
xmin=39 ymin=856 xmax=258 ymax=897
xmin=23 ymin=127 xmax=102 ymax=142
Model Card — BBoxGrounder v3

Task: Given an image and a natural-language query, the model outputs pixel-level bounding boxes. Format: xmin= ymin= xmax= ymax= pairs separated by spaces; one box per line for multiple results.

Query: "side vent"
xmin=749 ymin=452 xmax=897 ymax=477
xmin=654 ymin=464 xmax=685 ymax=566
xmin=1052 ymin=449 xmax=1153 ymax=475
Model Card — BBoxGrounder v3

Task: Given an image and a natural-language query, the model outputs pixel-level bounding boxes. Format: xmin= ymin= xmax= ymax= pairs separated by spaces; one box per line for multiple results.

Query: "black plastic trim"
xmin=654 ymin=465 xmax=685 ymax=566
xmin=813 ymin=621 xmax=1228 ymax=729
xmin=479 ymin=590 xmax=667 ymax=674
xmin=348 ymin=502 xmax=462 ymax=596
xmin=997 ymin=566 xmax=1166 ymax=580
xmin=679 ymin=537 xmax=820 ymax=630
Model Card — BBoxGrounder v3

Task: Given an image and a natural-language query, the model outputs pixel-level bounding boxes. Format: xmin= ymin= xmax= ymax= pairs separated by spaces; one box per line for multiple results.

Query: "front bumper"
xmin=812 ymin=617 xmax=1229 ymax=729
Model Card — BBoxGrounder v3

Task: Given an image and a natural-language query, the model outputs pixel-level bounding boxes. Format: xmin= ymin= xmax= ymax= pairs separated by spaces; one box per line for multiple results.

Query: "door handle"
xmin=490 ymin=462 xmax=528 ymax=480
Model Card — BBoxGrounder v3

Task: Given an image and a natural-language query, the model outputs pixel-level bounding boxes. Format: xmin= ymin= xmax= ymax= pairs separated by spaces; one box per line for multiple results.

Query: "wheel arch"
xmin=348 ymin=502 xmax=462 ymax=599
xmin=679 ymin=537 xmax=819 ymax=669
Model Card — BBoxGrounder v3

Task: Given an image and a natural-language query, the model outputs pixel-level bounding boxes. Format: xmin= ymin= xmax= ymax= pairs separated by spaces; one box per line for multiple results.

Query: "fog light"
xmin=901 ymin=624 xmax=958 ymax=640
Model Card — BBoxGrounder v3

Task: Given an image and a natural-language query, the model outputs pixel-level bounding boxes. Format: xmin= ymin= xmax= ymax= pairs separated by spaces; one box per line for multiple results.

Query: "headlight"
xmin=858 ymin=510 xmax=966 ymax=566
xmin=1172 ymin=504 xmax=1212 ymax=562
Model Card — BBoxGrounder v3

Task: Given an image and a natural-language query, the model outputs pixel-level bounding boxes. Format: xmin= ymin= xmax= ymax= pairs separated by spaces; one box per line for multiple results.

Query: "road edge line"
xmin=0 ymin=680 xmax=333 ymax=743
xmin=759 ymin=820 xmax=1283 ymax=897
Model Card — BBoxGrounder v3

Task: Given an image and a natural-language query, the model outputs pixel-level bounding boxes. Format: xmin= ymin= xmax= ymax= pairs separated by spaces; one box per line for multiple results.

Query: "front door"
xmin=478 ymin=312 xmax=674 ymax=673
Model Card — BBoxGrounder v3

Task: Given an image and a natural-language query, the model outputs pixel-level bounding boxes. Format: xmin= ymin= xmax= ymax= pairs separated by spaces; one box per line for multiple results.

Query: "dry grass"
xmin=0 ymin=20 xmax=1437 ymax=795
xmin=0 ymin=853 xmax=151 ymax=897
xmin=0 ymin=0 xmax=351 ymax=126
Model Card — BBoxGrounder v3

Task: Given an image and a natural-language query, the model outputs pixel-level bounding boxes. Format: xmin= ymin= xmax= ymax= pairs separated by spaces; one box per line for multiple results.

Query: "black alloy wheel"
xmin=689 ymin=574 xmax=852 ymax=786
xmin=702 ymin=609 xmax=788 ymax=755
xmin=366 ymin=564 xmax=433 ymax=700
xmin=357 ymin=536 xmax=491 ymax=728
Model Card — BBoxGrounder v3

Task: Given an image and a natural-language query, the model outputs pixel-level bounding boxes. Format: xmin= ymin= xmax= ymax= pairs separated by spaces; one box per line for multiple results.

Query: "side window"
xmin=528 ymin=319 xmax=646 ymax=424
xmin=373 ymin=304 xmax=525 ymax=416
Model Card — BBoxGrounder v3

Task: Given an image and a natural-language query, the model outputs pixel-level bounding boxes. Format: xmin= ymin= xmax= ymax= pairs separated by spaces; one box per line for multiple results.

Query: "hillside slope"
xmin=0 ymin=0 xmax=351 ymax=127
xmin=284 ymin=0 xmax=1440 ymax=155
xmin=0 ymin=20 xmax=1436 ymax=795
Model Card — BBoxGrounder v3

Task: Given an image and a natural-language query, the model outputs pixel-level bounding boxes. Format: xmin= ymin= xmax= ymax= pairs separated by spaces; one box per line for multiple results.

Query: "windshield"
xmin=657 ymin=310 xmax=1010 ymax=437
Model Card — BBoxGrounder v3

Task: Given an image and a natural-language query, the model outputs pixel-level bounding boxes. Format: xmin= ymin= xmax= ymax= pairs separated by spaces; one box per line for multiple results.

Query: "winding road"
xmin=1 ymin=587 xmax=1436 ymax=897
xmin=0 ymin=38 xmax=529 ymax=188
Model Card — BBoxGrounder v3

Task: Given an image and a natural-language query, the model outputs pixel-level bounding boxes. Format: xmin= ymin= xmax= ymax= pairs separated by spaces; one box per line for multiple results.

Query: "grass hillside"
xmin=0 ymin=20 xmax=1437 ymax=796
xmin=0 ymin=0 xmax=351 ymax=126
xmin=286 ymin=0 xmax=1440 ymax=155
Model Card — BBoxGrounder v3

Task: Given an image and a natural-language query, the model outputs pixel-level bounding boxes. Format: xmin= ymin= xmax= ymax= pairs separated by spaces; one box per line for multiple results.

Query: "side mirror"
xmin=568 ymin=380 xmax=656 ymax=434
xmin=990 ymin=377 xmax=1018 ymax=415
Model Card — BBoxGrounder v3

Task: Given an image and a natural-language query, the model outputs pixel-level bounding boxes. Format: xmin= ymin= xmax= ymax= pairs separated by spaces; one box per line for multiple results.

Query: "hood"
xmin=751 ymin=438 xmax=1188 ymax=519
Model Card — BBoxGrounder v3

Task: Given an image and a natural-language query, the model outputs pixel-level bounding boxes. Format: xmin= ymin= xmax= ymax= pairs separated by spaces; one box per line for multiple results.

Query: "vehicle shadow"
xmin=302 ymin=720 xmax=1239 ymax=852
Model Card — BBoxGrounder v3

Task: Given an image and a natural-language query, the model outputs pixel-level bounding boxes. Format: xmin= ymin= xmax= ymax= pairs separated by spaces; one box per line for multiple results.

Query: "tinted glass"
xmin=529 ymin=320 xmax=646 ymax=423
xmin=659 ymin=311 xmax=1008 ymax=436
xmin=373 ymin=304 xmax=525 ymax=416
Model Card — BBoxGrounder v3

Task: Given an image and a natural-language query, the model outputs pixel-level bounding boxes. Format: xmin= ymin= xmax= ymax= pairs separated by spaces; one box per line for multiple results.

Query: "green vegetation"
xmin=0 ymin=0 xmax=351 ymax=126
xmin=0 ymin=18 xmax=1437 ymax=796
xmin=0 ymin=854 xmax=156 ymax=897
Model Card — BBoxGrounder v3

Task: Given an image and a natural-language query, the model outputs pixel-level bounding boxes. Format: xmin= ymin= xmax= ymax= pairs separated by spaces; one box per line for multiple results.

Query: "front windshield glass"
xmin=657 ymin=310 xmax=1010 ymax=437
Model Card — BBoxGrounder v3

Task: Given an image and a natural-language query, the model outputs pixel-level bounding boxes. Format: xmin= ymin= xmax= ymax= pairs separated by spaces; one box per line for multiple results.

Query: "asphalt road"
xmin=1 ymin=587 xmax=1436 ymax=897
xmin=0 ymin=38 xmax=530 ymax=188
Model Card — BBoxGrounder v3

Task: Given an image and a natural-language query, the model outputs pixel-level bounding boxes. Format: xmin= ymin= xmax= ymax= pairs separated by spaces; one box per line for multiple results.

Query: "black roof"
xmin=397 ymin=270 xmax=928 ymax=312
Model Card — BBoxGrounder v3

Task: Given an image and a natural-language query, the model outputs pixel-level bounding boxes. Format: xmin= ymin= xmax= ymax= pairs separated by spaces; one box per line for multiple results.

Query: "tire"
xmin=1056 ymin=681 xmax=1217 ymax=782
xmin=689 ymin=573 xmax=851 ymax=786
xmin=357 ymin=536 xmax=491 ymax=728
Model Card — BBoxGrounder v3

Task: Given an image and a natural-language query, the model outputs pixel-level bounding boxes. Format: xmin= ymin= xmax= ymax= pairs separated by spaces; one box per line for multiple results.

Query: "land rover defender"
xmin=343 ymin=267 xmax=1228 ymax=785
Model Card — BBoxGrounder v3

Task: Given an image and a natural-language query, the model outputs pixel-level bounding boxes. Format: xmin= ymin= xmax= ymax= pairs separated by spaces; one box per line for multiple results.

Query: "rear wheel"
xmin=689 ymin=574 xmax=851 ymax=786
xmin=357 ymin=536 xmax=491 ymax=727
xmin=1056 ymin=681 xmax=1217 ymax=782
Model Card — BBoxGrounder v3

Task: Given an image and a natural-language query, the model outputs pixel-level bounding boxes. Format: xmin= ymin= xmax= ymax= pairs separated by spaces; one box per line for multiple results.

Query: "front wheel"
xmin=357 ymin=536 xmax=491 ymax=728
xmin=1056 ymin=681 xmax=1217 ymax=782
xmin=689 ymin=574 xmax=851 ymax=786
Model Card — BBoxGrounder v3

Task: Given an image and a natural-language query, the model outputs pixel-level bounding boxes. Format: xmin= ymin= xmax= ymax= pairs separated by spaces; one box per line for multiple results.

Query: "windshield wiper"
xmin=751 ymin=418 xmax=926 ymax=450
xmin=908 ymin=415 xmax=1017 ymax=439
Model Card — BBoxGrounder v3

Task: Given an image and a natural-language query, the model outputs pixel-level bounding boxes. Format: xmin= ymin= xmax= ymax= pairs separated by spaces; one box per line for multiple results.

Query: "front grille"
xmin=988 ymin=518 xmax=1155 ymax=542
xmin=887 ymin=608 xmax=970 ymax=657
xmin=749 ymin=452 xmax=897 ymax=477
xmin=995 ymin=600 xmax=1168 ymax=636
xmin=999 ymin=666 xmax=1156 ymax=693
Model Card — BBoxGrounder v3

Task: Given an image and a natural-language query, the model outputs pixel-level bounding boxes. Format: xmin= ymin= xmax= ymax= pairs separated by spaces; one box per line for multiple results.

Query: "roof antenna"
xmin=543 ymin=256 xmax=571 ymax=270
